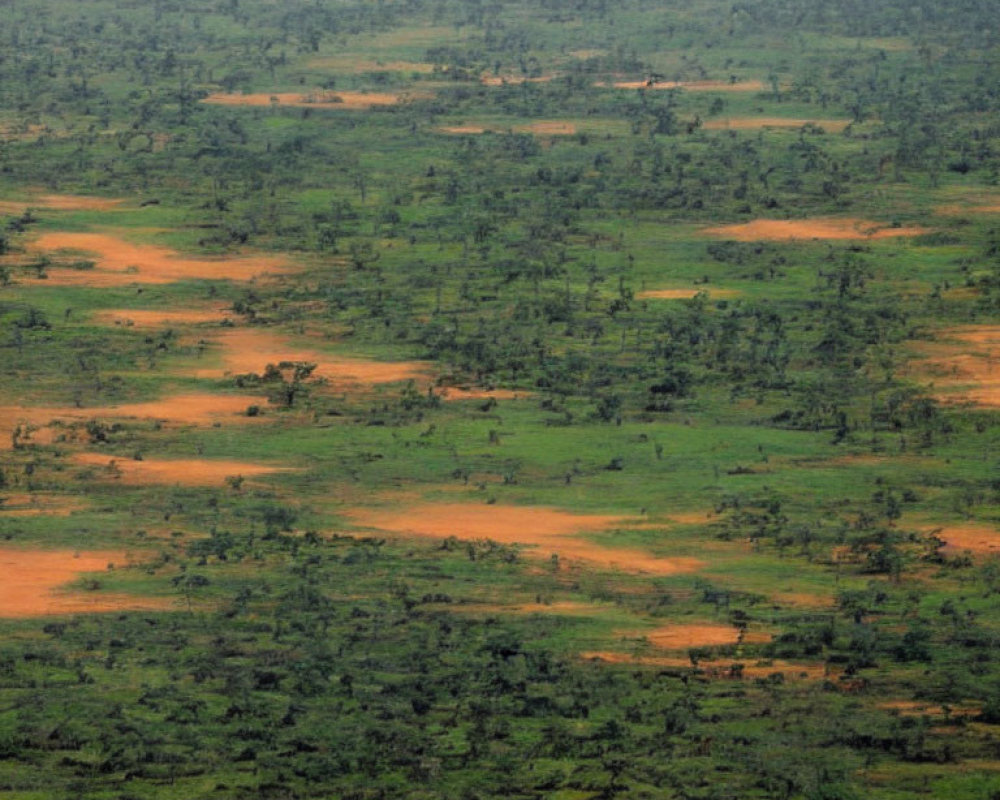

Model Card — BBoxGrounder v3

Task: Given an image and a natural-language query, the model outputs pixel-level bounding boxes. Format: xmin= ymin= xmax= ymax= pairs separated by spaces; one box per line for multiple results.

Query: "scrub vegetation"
xmin=0 ymin=0 xmax=999 ymax=797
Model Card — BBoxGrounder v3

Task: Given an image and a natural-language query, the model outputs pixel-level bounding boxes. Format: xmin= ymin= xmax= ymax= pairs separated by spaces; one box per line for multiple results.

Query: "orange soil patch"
xmin=643 ymin=624 xmax=743 ymax=649
xmin=638 ymin=288 xmax=741 ymax=300
xmin=93 ymin=306 xmax=236 ymax=327
xmin=878 ymin=700 xmax=981 ymax=717
xmin=307 ymin=57 xmax=436 ymax=73
xmin=912 ymin=326 xmax=1000 ymax=407
xmin=770 ymin=591 xmax=835 ymax=608
xmin=0 ymin=194 xmax=125 ymax=214
xmin=702 ymin=218 xmax=930 ymax=241
xmin=0 ymin=548 xmax=170 ymax=617
xmin=0 ymin=493 xmax=88 ymax=517
xmin=439 ymin=125 xmax=488 ymax=134
xmin=445 ymin=601 xmax=604 ymax=615
xmin=917 ymin=522 xmax=1000 ymax=555
xmin=201 ymin=90 xmax=430 ymax=110
xmin=580 ymin=651 xmax=825 ymax=679
xmin=703 ymin=117 xmax=851 ymax=133
xmin=346 ymin=503 xmax=705 ymax=576
xmin=607 ymin=80 xmax=766 ymax=92
xmin=0 ymin=394 xmax=269 ymax=450
xmin=189 ymin=327 xmax=431 ymax=386
xmin=438 ymin=121 xmax=576 ymax=136
xmin=70 ymin=452 xmax=294 ymax=486
xmin=436 ymin=386 xmax=527 ymax=401
xmin=480 ymin=75 xmax=556 ymax=86
xmin=27 ymin=231 xmax=292 ymax=286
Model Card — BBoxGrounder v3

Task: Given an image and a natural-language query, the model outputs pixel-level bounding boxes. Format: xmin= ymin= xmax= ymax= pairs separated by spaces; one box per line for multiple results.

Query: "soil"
xmin=480 ymin=75 xmax=556 ymax=86
xmin=702 ymin=218 xmax=930 ymax=241
xmin=608 ymin=80 xmax=766 ymax=92
xmin=638 ymin=288 xmax=740 ymax=300
xmin=918 ymin=522 xmax=1000 ymax=554
xmin=70 ymin=452 xmax=294 ymax=486
xmin=580 ymin=651 xmax=826 ymax=680
xmin=189 ymin=328 xmax=431 ymax=386
xmin=642 ymin=624 xmax=743 ymax=649
xmin=201 ymin=91 xmax=431 ymax=109
xmin=435 ymin=386 xmax=527 ymax=400
xmin=346 ymin=503 xmax=705 ymax=575
xmin=438 ymin=121 xmax=576 ymax=136
xmin=28 ymin=231 xmax=292 ymax=286
xmin=0 ymin=194 xmax=125 ymax=213
xmin=702 ymin=117 xmax=851 ymax=132
xmin=911 ymin=326 xmax=999 ymax=407
xmin=0 ymin=548 xmax=170 ymax=617
xmin=0 ymin=493 xmax=88 ymax=517
xmin=93 ymin=306 xmax=236 ymax=327
xmin=307 ymin=57 xmax=436 ymax=73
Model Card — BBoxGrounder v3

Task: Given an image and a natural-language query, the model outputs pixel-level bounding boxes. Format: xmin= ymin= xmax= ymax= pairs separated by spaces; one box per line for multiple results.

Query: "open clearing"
xmin=918 ymin=522 xmax=1000 ymax=555
xmin=201 ymin=91 xmax=431 ymax=109
xmin=70 ymin=452 xmax=295 ymax=486
xmin=438 ymin=121 xmax=577 ymax=136
xmin=0 ymin=548 xmax=169 ymax=617
xmin=0 ymin=493 xmax=88 ymax=517
xmin=606 ymin=79 xmax=767 ymax=92
xmin=93 ymin=306 xmax=236 ymax=327
xmin=307 ymin=57 xmax=436 ymax=73
xmin=912 ymin=326 xmax=999 ymax=407
xmin=702 ymin=117 xmax=851 ymax=132
xmin=28 ymin=231 xmax=292 ymax=285
xmin=347 ymin=503 xmax=704 ymax=575
xmin=638 ymin=288 xmax=741 ymax=300
xmin=188 ymin=327 xmax=431 ymax=386
xmin=0 ymin=194 xmax=125 ymax=214
xmin=702 ymin=218 xmax=930 ymax=241
xmin=580 ymin=651 xmax=826 ymax=680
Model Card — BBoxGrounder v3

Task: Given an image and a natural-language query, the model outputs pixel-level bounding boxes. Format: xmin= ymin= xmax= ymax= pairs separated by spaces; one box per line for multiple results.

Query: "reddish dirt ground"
xmin=439 ymin=121 xmax=576 ymax=136
xmin=0 ymin=393 xmax=270 ymax=450
xmin=702 ymin=218 xmax=930 ymax=241
xmin=70 ymin=452 xmax=295 ymax=486
xmin=93 ymin=307 xmax=236 ymax=327
xmin=346 ymin=503 xmax=705 ymax=575
xmin=607 ymin=79 xmax=766 ymax=92
xmin=0 ymin=548 xmax=170 ymax=617
xmin=911 ymin=326 xmax=999 ymax=407
xmin=189 ymin=328 xmax=432 ymax=386
xmin=580 ymin=651 xmax=826 ymax=679
xmin=638 ymin=288 xmax=741 ymax=300
xmin=201 ymin=90 xmax=431 ymax=109
xmin=0 ymin=194 xmax=125 ymax=213
xmin=638 ymin=623 xmax=771 ymax=649
xmin=27 ymin=231 xmax=293 ymax=286
xmin=435 ymin=386 xmax=527 ymax=400
xmin=702 ymin=117 xmax=850 ymax=132
xmin=0 ymin=493 xmax=88 ymax=517
xmin=918 ymin=522 xmax=1000 ymax=555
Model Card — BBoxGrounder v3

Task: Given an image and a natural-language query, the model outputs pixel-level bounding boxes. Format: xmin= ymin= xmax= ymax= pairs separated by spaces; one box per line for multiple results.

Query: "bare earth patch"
xmin=0 ymin=548 xmax=170 ymax=617
xmin=438 ymin=121 xmax=576 ymax=136
xmin=27 ymin=231 xmax=292 ymax=286
xmin=638 ymin=288 xmax=741 ymax=300
xmin=703 ymin=117 xmax=851 ymax=132
xmin=0 ymin=394 xmax=270 ymax=450
xmin=480 ymin=75 xmax=556 ymax=86
xmin=643 ymin=624 xmax=743 ymax=649
xmin=917 ymin=521 xmax=1000 ymax=555
xmin=70 ymin=453 xmax=295 ymax=486
xmin=93 ymin=306 xmax=236 ymax=327
xmin=435 ymin=386 xmax=527 ymax=401
xmin=307 ymin=57 xmax=436 ymax=73
xmin=347 ymin=503 xmax=704 ymax=575
xmin=0 ymin=194 xmax=125 ymax=214
xmin=201 ymin=90 xmax=431 ymax=110
xmin=911 ymin=326 xmax=999 ymax=407
xmin=0 ymin=493 xmax=88 ymax=517
xmin=580 ymin=651 xmax=826 ymax=680
xmin=702 ymin=218 xmax=929 ymax=241
xmin=607 ymin=80 xmax=766 ymax=92
xmin=189 ymin=328 xmax=431 ymax=387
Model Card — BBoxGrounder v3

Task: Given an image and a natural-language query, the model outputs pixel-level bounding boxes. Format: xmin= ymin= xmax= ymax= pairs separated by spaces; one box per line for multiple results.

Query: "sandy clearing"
xmin=93 ymin=306 xmax=236 ymax=327
xmin=643 ymin=624 xmax=743 ymax=649
xmin=0 ymin=493 xmax=88 ymax=517
xmin=438 ymin=125 xmax=489 ymax=134
xmin=436 ymin=386 xmax=527 ymax=400
xmin=702 ymin=218 xmax=929 ymax=241
xmin=70 ymin=452 xmax=295 ymax=486
xmin=201 ymin=90 xmax=431 ymax=109
xmin=0 ymin=548 xmax=170 ymax=617
xmin=606 ymin=80 xmax=766 ymax=92
xmin=912 ymin=326 xmax=999 ymax=407
xmin=346 ymin=503 xmax=704 ymax=576
xmin=638 ymin=288 xmax=741 ymax=300
xmin=0 ymin=394 xmax=270 ymax=450
xmin=438 ymin=121 xmax=577 ymax=136
xmin=27 ymin=231 xmax=292 ymax=286
xmin=703 ymin=117 xmax=851 ymax=133
xmin=307 ymin=57 xmax=436 ymax=73
xmin=189 ymin=327 xmax=431 ymax=386
xmin=580 ymin=651 xmax=826 ymax=679
xmin=918 ymin=522 xmax=1000 ymax=555
xmin=0 ymin=194 xmax=125 ymax=214
xmin=480 ymin=75 xmax=556 ymax=86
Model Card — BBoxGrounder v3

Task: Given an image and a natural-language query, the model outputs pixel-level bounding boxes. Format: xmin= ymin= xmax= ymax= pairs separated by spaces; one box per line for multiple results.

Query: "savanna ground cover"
xmin=0 ymin=0 xmax=999 ymax=797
